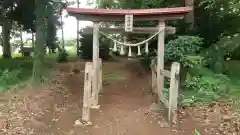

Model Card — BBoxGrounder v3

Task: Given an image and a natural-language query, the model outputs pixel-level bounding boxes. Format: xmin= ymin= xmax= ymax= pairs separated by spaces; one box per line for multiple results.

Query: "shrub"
xmin=181 ymin=70 xmax=230 ymax=106
xmin=0 ymin=69 xmax=25 ymax=92
xmin=165 ymin=36 xmax=203 ymax=67
xmin=79 ymin=34 xmax=93 ymax=60
xmin=203 ymin=45 xmax=228 ymax=74
xmin=0 ymin=58 xmax=33 ymax=70
xmin=80 ymin=34 xmax=111 ymax=60
xmin=99 ymin=41 xmax=111 ymax=60
xmin=141 ymin=36 xmax=203 ymax=69
xmin=56 ymin=48 xmax=68 ymax=63
xmin=140 ymin=51 xmax=156 ymax=69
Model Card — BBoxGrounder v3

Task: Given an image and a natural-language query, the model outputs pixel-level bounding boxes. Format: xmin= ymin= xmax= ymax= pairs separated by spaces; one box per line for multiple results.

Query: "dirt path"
xmin=0 ymin=61 xmax=205 ymax=135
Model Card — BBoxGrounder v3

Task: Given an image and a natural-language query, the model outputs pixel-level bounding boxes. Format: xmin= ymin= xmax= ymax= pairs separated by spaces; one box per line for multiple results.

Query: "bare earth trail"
xmin=0 ymin=61 xmax=205 ymax=135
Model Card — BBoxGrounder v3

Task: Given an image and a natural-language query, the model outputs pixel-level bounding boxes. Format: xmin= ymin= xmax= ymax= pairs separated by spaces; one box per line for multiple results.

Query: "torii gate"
xmin=66 ymin=7 xmax=192 ymax=125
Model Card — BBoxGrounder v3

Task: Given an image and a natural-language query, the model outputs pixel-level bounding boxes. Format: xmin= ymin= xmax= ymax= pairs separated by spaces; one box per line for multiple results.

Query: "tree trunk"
xmin=32 ymin=0 xmax=46 ymax=85
xmin=20 ymin=27 xmax=23 ymax=47
xmin=60 ymin=0 xmax=64 ymax=49
xmin=185 ymin=0 xmax=195 ymax=32
xmin=32 ymin=32 xmax=35 ymax=47
xmin=2 ymin=20 xmax=12 ymax=59
xmin=76 ymin=0 xmax=80 ymax=56
xmin=0 ymin=27 xmax=3 ymax=47
xmin=20 ymin=26 xmax=24 ymax=56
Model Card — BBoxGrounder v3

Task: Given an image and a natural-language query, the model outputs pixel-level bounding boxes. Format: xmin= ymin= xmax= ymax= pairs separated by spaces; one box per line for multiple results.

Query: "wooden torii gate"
xmin=66 ymin=7 xmax=192 ymax=125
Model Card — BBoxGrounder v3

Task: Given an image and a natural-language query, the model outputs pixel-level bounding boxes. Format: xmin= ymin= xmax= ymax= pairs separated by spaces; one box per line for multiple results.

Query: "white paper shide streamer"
xmin=137 ymin=46 xmax=141 ymax=55
xmin=128 ymin=46 xmax=132 ymax=57
xmin=96 ymin=27 xmax=165 ymax=57
xmin=145 ymin=42 xmax=149 ymax=54
xmin=113 ymin=41 xmax=117 ymax=52
xmin=120 ymin=45 xmax=125 ymax=55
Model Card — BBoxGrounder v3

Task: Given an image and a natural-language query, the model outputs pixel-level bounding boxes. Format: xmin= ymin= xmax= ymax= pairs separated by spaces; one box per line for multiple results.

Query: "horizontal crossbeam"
xmin=81 ymin=26 xmax=176 ymax=34
xmin=72 ymin=14 xmax=184 ymax=22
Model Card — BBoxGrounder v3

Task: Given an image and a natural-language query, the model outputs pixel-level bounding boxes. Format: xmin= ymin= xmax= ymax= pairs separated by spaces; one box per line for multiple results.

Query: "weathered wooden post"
xmin=82 ymin=62 xmax=92 ymax=122
xmin=157 ymin=21 xmax=165 ymax=101
xmin=98 ymin=58 xmax=103 ymax=93
xmin=168 ymin=62 xmax=180 ymax=125
xmin=151 ymin=59 xmax=157 ymax=94
xmin=91 ymin=22 xmax=100 ymax=108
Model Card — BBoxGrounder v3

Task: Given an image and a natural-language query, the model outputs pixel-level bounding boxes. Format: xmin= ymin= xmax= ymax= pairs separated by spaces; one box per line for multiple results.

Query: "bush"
xmin=99 ymin=42 xmax=111 ymax=60
xmin=181 ymin=70 xmax=230 ymax=106
xmin=141 ymin=36 xmax=203 ymax=69
xmin=79 ymin=34 xmax=93 ymax=60
xmin=165 ymin=36 xmax=203 ymax=67
xmin=0 ymin=68 xmax=31 ymax=92
xmin=140 ymin=51 xmax=156 ymax=69
xmin=0 ymin=58 xmax=33 ymax=70
xmin=56 ymin=48 xmax=68 ymax=63
xmin=203 ymin=46 xmax=228 ymax=74
xmin=80 ymin=34 xmax=111 ymax=60
xmin=0 ymin=69 xmax=22 ymax=91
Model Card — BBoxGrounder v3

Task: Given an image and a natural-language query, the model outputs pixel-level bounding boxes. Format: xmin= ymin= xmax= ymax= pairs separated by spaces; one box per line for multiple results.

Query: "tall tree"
xmin=0 ymin=3 xmax=13 ymax=58
xmin=2 ymin=19 xmax=11 ymax=58
xmin=32 ymin=0 xmax=48 ymax=84
xmin=76 ymin=0 xmax=80 ymax=56
xmin=32 ymin=0 xmax=67 ymax=84
xmin=60 ymin=0 xmax=64 ymax=49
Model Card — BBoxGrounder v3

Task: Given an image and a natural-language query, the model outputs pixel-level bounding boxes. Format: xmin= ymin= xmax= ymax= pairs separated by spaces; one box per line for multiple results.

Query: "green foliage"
xmin=79 ymin=34 xmax=111 ymax=60
xmin=195 ymin=0 xmax=240 ymax=46
xmin=0 ymin=58 xmax=32 ymax=92
xmin=46 ymin=18 xmax=58 ymax=53
xmin=0 ymin=57 xmax=33 ymax=70
xmin=165 ymin=36 xmax=203 ymax=67
xmin=0 ymin=69 xmax=22 ymax=91
xmin=181 ymin=69 xmax=230 ymax=106
xmin=203 ymin=45 xmax=228 ymax=73
xmin=203 ymin=34 xmax=240 ymax=73
xmin=139 ymin=36 xmax=204 ymax=70
xmin=99 ymin=0 xmax=240 ymax=49
xmin=56 ymin=48 xmax=68 ymax=63
xmin=0 ymin=0 xmax=67 ymax=32
xmin=140 ymin=51 xmax=156 ymax=69
xmin=184 ymin=55 xmax=205 ymax=68
xmin=79 ymin=34 xmax=92 ymax=60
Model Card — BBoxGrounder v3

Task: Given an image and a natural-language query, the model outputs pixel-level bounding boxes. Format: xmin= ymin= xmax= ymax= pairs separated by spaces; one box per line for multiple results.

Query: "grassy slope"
xmin=0 ymin=49 xmax=78 ymax=92
xmin=225 ymin=61 xmax=240 ymax=104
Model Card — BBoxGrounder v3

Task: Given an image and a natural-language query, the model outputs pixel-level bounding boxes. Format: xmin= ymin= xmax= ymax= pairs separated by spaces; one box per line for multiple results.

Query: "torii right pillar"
xmin=157 ymin=21 xmax=165 ymax=101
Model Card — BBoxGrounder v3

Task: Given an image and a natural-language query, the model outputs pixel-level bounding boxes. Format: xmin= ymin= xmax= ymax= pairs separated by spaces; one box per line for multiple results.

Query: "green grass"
xmin=224 ymin=60 xmax=240 ymax=108
xmin=180 ymin=60 xmax=240 ymax=107
xmin=0 ymin=49 xmax=79 ymax=92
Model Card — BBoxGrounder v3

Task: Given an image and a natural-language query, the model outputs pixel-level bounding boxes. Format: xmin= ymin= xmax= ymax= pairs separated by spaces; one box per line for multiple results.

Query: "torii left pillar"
xmin=91 ymin=22 xmax=100 ymax=108
xmin=157 ymin=21 xmax=165 ymax=102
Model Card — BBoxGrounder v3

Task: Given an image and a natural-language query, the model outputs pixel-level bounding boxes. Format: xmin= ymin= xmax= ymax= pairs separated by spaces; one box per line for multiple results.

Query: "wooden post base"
xmin=74 ymin=119 xmax=93 ymax=127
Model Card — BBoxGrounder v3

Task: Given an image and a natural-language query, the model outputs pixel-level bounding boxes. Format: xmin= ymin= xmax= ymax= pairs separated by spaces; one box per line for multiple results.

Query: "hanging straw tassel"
xmin=145 ymin=42 xmax=149 ymax=54
xmin=128 ymin=46 xmax=132 ymax=57
xmin=113 ymin=41 xmax=117 ymax=52
xmin=137 ymin=45 xmax=141 ymax=55
xmin=120 ymin=45 xmax=125 ymax=55
xmin=120 ymin=36 xmax=127 ymax=55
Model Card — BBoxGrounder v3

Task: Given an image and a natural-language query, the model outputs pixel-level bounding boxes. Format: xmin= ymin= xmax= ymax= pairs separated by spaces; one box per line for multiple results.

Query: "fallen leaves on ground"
xmin=186 ymin=103 xmax=240 ymax=135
